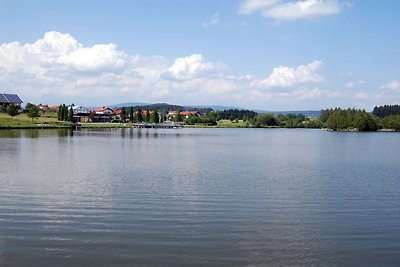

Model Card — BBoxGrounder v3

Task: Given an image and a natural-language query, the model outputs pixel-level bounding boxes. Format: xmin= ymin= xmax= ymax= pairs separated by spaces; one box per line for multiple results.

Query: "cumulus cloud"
xmin=167 ymin=54 xmax=225 ymax=80
xmin=202 ymin=13 xmax=220 ymax=28
xmin=239 ymin=0 xmax=342 ymax=20
xmin=57 ymin=44 xmax=126 ymax=72
xmin=0 ymin=31 xmax=336 ymax=109
xmin=258 ymin=60 xmax=323 ymax=88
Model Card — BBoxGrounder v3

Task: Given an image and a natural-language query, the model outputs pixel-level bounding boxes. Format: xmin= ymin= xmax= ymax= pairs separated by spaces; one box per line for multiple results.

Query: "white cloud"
xmin=345 ymin=80 xmax=364 ymax=89
xmin=258 ymin=60 xmax=324 ymax=88
xmin=57 ymin=44 xmax=126 ymax=72
xmin=239 ymin=0 xmax=343 ymax=20
xmin=353 ymin=92 xmax=368 ymax=100
xmin=167 ymin=54 xmax=225 ymax=80
xmin=381 ymin=80 xmax=400 ymax=91
xmin=202 ymin=13 xmax=220 ymax=28
xmin=0 ymin=31 xmax=336 ymax=109
xmin=239 ymin=0 xmax=280 ymax=14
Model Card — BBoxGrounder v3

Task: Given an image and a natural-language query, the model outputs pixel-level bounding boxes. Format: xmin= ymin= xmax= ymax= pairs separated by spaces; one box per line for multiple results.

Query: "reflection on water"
xmin=0 ymin=128 xmax=188 ymax=139
xmin=1 ymin=128 xmax=400 ymax=266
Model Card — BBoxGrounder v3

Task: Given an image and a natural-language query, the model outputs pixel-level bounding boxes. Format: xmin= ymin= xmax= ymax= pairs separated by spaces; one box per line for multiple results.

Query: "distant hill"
xmin=108 ymin=102 xmax=149 ymax=108
xmin=105 ymin=103 xmax=213 ymax=114
xmin=187 ymin=105 xmax=245 ymax=111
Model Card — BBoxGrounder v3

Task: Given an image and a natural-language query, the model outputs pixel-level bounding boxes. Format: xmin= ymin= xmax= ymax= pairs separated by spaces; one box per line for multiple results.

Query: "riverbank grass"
xmin=0 ymin=112 xmax=69 ymax=128
xmin=217 ymin=119 xmax=249 ymax=128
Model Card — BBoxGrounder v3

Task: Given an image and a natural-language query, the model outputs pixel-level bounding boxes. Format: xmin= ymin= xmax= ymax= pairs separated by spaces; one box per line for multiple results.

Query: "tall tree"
xmin=151 ymin=111 xmax=159 ymax=123
xmin=121 ymin=107 xmax=127 ymax=122
xmin=129 ymin=107 xmax=134 ymax=122
xmin=62 ymin=104 xmax=68 ymax=121
xmin=174 ymin=109 xmax=182 ymax=122
xmin=57 ymin=105 xmax=62 ymax=121
xmin=144 ymin=110 xmax=150 ymax=122
xmin=69 ymin=106 xmax=74 ymax=122
xmin=137 ymin=108 xmax=143 ymax=122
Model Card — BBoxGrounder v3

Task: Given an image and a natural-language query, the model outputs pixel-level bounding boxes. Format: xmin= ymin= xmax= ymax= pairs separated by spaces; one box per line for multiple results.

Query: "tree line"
xmin=372 ymin=105 xmax=400 ymax=118
xmin=216 ymin=109 xmax=258 ymax=120
xmin=58 ymin=104 xmax=73 ymax=122
xmin=320 ymin=108 xmax=378 ymax=131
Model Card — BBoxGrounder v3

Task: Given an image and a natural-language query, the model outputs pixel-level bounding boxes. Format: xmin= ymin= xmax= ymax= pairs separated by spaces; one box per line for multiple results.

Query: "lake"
xmin=1 ymin=128 xmax=400 ymax=266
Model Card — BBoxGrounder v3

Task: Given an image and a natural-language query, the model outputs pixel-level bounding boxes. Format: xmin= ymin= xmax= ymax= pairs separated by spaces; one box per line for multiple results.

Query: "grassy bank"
xmin=0 ymin=113 xmax=306 ymax=129
xmin=217 ymin=119 xmax=249 ymax=128
xmin=0 ymin=112 xmax=71 ymax=129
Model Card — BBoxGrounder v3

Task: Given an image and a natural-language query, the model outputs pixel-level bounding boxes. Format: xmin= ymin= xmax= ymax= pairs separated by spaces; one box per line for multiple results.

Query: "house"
xmin=48 ymin=105 xmax=60 ymax=111
xmin=92 ymin=107 xmax=113 ymax=122
xmin=168 ymin=110 xmax=200 ymax=120
xmin=73 ymin=106 xmax=91 ymax=123
xmin=37 ymin=104 xmax=49 ymax=110
xmin=180 ymin=111 xmax=200 ymax=118
xmin=112 ymin=108 xmax=123 ymax=120
xmin=0 ymin=93 xmax=23 ymax=110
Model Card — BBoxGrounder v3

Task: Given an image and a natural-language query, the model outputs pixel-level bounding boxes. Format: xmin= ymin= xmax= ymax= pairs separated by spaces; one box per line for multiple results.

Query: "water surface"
xmin=1 ymin=128 xmax=400 ymax=266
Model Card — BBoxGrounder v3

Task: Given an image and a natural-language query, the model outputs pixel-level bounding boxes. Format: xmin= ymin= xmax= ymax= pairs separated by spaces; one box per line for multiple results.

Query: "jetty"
xmin=133 ymin=122 xmax=184 ymax=128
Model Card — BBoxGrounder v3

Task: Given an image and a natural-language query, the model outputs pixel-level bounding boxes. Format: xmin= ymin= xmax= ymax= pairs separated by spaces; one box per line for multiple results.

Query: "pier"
xmin=133 ymin=122 xmax=184 ymax=128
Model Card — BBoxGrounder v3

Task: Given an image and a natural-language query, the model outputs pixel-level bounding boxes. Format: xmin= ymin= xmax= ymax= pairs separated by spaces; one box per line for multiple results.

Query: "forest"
xmin=372 ymin=105 xmax=400 ymax=118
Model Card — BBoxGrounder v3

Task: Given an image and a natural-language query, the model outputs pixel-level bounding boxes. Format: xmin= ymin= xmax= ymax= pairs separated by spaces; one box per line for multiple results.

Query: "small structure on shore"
xmin=73 ymin=106 xmax=91 ymax=123
xmin=0 ymin=93 xmax=23 ymax=110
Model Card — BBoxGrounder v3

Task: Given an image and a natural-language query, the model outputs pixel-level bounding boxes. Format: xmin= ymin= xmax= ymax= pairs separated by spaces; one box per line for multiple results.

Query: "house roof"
xmin=169 ymin=110 xmax=199 ymax=116
xmin=180 ymin=111 xmax=199 ymax=116
xmin=73 ymin=106 xmax=90 ymax=112
xmin=113 ymin=108 xmax=123 ymax=115
xmin=94 ymin=106 xmax=112 ymax=112
xmin=0 ymin=93 xmax=23 ymax=104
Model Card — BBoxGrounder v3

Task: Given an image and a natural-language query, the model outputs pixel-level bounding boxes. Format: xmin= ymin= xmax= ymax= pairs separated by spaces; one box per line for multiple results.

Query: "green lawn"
xmin=1 ymin=112 xmax=257 ymax=129
xmin=0 ymin=112 xmax=69 ymax=128
xmin=217 ymin=119 xmax=250 ymax=128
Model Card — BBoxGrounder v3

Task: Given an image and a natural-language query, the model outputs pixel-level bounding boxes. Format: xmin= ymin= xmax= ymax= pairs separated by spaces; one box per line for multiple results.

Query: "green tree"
xmin=174 ymin=109 xmax=182 ymax=122
xmin=150 ymin=111 xmax=158 ymax=123
xmin=69 ymin=106 xmax=74 ymax=122
xmin=129 ymin=107 xmax=134 ymax=122
xmin=25 ymin=103 xmax=35 ymax=111
xmin=57 ymin=105 xmax=62 ymax=121
xmin=137 ymin=108 xmax=143 ymax=122
xmin=381 ymin=115 xmax=400 ymax=130
xmin=7 ymin=104 xmax=19 ymax=117
xmin=257 ymin=113 xmax=280 ymax=126
xmin=121 ymin=107 xmax=127 ymax=122
xmin=61 ymin=104 xmax=68 ymax=121
xmin=27 ymin=105 xmax=40 ymax=122
xmin=144 ymin=110 xmax=150 ymax=122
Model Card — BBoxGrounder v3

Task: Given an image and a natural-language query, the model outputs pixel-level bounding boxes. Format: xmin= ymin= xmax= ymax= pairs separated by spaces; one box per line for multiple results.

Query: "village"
xmin=1 ymin=93 xmax=211 ymax=128
xmin=44 ymin=104 xmax=202 ymax=127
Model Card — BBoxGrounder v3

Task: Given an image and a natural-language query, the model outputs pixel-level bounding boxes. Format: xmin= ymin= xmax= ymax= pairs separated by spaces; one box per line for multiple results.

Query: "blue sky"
xmin=0 ymin=0 xmax=399 ymax=110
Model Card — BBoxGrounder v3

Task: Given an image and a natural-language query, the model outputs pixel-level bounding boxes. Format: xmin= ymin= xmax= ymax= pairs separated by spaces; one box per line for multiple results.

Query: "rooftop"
xmin=0 ymin=93 xmax=23 ymax=104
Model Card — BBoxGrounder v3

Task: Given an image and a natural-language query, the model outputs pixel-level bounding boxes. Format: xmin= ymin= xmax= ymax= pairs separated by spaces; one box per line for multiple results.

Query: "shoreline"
xmin=1 ymin=124 xmax=399 ymax=132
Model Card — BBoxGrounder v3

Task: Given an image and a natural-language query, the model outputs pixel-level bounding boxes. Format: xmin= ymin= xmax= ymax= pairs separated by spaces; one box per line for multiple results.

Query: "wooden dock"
xmin=133 ymin=122 xmax=184 ymax=128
